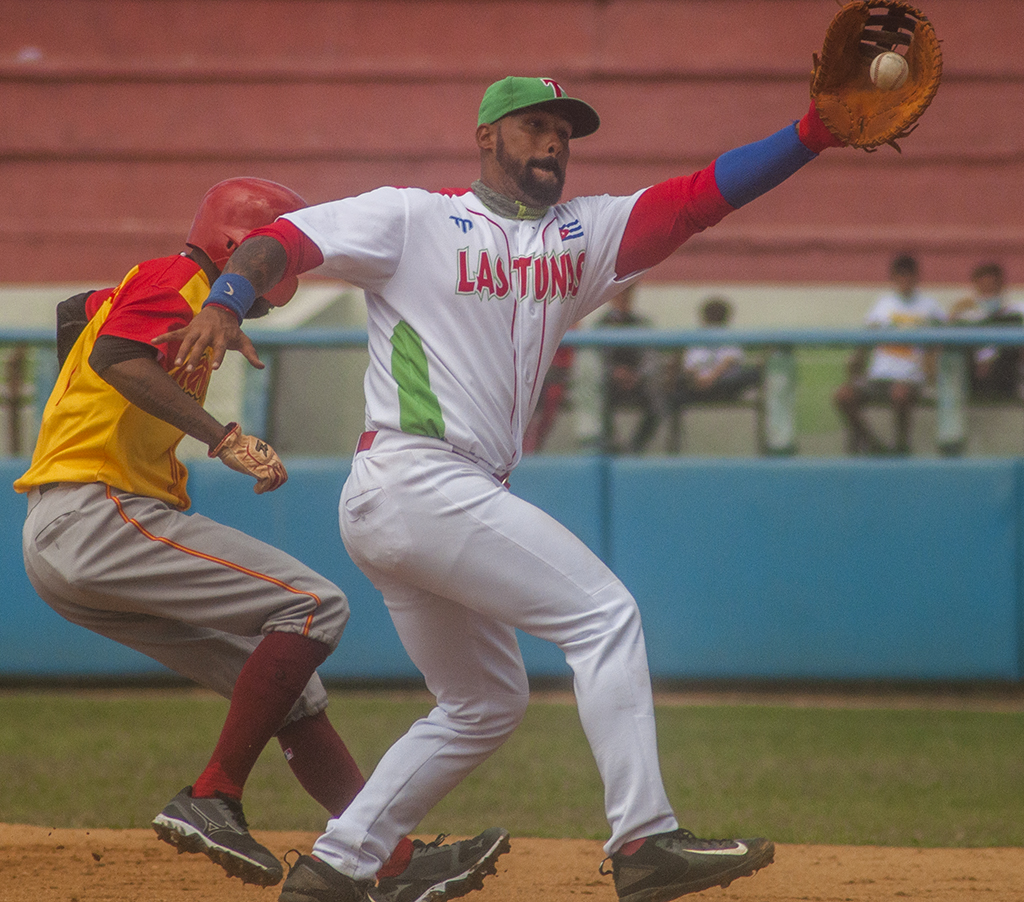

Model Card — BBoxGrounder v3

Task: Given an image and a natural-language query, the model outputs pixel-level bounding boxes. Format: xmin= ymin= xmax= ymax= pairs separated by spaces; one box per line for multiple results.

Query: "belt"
xmin=38 ymin=482 xmax=61 ymax=495
xmin=355 ymin=431 xmax=510 ymax=488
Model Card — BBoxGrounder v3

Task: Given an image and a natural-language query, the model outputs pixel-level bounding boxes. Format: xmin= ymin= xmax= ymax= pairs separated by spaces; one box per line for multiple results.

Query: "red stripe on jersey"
xmin=615 ymin=164 xmax=736 ymax=278
xmin=466 ymin=208 xmax=522 ymax=430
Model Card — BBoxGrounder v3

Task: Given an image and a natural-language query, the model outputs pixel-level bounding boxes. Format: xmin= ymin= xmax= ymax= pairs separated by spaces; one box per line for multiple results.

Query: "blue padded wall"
xmin=4 ymin=456 xmax=1022 ymax=682
xmin=607 ymin=458 xmax=1022 ymax=680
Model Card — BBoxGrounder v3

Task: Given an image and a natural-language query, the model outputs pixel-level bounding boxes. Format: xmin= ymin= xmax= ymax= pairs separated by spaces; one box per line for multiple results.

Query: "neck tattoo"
xmin=471 ymin=180 xmax=548 ymax=221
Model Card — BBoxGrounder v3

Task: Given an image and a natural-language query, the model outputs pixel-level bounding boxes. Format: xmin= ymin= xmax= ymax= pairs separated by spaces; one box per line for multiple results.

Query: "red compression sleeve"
xmin=245 ymin=219 xmax=325 ymax=280
xmin=798 ymin=100 xmax=845 ymax=153
xmin=615 ymin=166 xmax=735 ymax=278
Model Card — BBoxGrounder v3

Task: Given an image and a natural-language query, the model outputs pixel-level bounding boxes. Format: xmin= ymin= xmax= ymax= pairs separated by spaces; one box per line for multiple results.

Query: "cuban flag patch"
xmin=559 ymin=219 xmax=584 ymax=241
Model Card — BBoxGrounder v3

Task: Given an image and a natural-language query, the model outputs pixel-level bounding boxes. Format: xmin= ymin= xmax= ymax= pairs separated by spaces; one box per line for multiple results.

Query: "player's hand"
xmin=152 ymin=305 xmax=264 ymax=372
xmin=209 ymin=423 xmax=288 ymax=493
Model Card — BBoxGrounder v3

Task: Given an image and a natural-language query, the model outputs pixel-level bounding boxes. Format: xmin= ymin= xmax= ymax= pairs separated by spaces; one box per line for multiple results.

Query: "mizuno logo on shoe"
xmin=188 ymin=801 xmax=243 ymax=834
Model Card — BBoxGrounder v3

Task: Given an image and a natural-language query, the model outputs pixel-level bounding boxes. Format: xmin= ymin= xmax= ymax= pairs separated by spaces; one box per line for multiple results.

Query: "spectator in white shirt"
xmin=834 ymin=254 xmax=945 ymax=455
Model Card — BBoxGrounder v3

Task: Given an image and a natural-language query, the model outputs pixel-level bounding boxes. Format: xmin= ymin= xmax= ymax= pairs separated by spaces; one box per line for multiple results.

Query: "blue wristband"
xmin=203 ymin=272 xmax=257 ymax=323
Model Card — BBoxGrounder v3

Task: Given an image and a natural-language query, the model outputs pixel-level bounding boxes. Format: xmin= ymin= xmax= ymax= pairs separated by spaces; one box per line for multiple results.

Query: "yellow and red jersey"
xmin=15 ymin=254 xmax=214 ymax=509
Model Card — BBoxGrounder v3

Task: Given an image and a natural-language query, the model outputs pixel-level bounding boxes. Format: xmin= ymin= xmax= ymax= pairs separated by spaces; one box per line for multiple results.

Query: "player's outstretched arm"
xmin=614 ymin=0 xmax=946 ymax=279
xmin=615 ymin=101 xmax=843 ymax=279
xmin=152 ymin=235 xmax=290 ymax=371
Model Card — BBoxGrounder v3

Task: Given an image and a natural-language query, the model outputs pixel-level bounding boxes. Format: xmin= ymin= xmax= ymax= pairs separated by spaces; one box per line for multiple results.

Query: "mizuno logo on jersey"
xmin=456 ymin=248 xmax=586 ymax=302
xmin=450 ymin=216 xmax=473 ymax=233
xmin=559 ymin=219 xmax=584 ymax=241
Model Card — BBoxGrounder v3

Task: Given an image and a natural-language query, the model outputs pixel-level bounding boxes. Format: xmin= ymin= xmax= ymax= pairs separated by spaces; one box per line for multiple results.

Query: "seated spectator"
xmin=834 ymin=253 xmax=945 ymax=455
xmin=597 ymin=284 xmax=665 ymax=454
xmin=673 ymin=296 xmax=762 ymax=403
xmin=523 ymin=343 xmax=575 ymax=453
xmin=948 ymin=263 xmax=1024 ymax=400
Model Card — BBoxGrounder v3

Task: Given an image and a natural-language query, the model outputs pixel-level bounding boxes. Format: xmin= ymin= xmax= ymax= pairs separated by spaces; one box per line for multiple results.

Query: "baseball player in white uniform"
xmin=160 ymin=76 xmax=852 ymax=902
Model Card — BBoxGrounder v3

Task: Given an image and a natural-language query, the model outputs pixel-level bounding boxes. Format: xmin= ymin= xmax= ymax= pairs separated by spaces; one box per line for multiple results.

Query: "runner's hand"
xmin=152 ymin=305 xmax=264 ymax=371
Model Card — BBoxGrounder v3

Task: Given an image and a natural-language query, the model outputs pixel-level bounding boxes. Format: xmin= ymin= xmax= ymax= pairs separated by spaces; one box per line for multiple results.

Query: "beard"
xmin=495 ymin=133 xmax=565 ymax=207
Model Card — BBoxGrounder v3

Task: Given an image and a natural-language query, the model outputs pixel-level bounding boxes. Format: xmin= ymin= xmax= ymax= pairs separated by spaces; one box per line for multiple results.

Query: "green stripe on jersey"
xmin=390 ymin=320 xmax=445 ymax=439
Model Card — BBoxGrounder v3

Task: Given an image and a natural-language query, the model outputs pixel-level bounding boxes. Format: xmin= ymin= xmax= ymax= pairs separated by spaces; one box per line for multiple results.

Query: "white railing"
xmin=3 ymin=325 xmax=1023 ymax=457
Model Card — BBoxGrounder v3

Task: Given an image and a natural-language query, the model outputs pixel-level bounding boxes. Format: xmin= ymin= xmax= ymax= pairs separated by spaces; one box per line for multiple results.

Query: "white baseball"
xmin=869 ymin=51 xmax=909 ymax=90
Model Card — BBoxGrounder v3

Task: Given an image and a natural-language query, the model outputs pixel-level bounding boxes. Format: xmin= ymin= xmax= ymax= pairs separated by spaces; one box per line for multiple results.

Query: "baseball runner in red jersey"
xmin=14 ymin=178 xmax=509 ymax=902
xmin=161 ymin=78 xmax=851 ymax=902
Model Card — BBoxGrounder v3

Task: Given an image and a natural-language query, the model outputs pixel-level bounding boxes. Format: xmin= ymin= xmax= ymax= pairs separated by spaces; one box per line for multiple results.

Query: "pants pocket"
xmin=343 ymin=486 xmax=387 ymax=520
xmin=31 ymin=509 xmax=81 ymax=552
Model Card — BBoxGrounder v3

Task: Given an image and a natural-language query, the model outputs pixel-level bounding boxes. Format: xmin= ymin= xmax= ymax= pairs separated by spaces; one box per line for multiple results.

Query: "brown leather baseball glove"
xmin=210 ymin=423 xmax=288 ymax=494
xmin=811 ymin=0 xmax=942 ymax=151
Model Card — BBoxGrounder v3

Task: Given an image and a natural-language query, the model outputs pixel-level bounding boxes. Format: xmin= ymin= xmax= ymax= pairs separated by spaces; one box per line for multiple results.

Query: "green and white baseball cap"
xmin=477 ymin=76 xmax=600 ymax=138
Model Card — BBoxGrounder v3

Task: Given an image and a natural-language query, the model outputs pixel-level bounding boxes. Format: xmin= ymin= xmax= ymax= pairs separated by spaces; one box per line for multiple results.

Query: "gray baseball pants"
xmin=22 ymin=481 xmax=348 ymax=722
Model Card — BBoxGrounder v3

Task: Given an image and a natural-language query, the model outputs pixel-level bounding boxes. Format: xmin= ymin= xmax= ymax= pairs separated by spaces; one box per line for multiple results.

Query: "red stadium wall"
xmin=2 ymin=0 xmax=1021 ymax=286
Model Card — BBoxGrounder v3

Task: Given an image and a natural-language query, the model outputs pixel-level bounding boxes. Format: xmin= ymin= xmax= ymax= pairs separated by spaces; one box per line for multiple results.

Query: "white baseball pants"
xmin=313 ymin=430 xmax=677 ymax=879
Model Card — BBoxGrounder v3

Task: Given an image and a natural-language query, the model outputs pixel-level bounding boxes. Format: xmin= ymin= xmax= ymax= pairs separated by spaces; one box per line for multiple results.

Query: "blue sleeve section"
xmin=203 ymin=272 xmax=257 ymax=323
xmin=713 ymin=123 xmax=818 ymax=209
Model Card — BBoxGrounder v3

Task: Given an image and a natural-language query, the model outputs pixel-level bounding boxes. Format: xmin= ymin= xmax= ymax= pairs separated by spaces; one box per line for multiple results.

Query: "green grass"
xmin=1 ymin=689 xmax=1022 ymax=847
xmin=794 ymin=347 xmax=848 ymax=436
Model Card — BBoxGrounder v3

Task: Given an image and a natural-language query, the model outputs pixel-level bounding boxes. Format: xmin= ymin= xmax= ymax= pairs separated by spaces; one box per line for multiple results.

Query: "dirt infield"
xmin=4 ymin=824 xmax=1024 ymax=902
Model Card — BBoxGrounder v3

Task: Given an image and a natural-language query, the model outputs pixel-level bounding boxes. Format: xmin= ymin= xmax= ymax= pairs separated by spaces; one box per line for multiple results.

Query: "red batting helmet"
xmin=186 ymin=177 xmax=307 ymax=306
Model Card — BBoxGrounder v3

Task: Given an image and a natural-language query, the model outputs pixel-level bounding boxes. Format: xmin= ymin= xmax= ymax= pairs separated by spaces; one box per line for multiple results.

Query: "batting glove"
xmin=210 ymin=423 xmax=288 ymax=494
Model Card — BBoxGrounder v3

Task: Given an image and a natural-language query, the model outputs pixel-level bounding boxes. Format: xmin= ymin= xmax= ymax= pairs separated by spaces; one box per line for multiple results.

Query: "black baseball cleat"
xmin=371 ymin=828 xmax=511 ymax=902
xmin=279 ymin=853 xmax=373 ymax=902
xmin=152 ymin=785 xmax=284 ymax=886
xmin=600 ymin=828 xmax=774 ymax=902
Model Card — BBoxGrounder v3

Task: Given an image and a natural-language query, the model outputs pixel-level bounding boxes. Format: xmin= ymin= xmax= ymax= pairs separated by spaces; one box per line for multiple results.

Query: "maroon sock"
xmin=619 ymin=838 xmax=646 ymax=856
xmin=311 ymin=840 xmax=413 ymax=880
xmin=192 ymin=631 xmax=330 ymax=800
xmin=276 ymin=710 xmax=366 ymax=816
xmin=276 ymin=710 xmax=414 ymax=878
xmin=377 ymin=836 xmax=414 ymax=878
